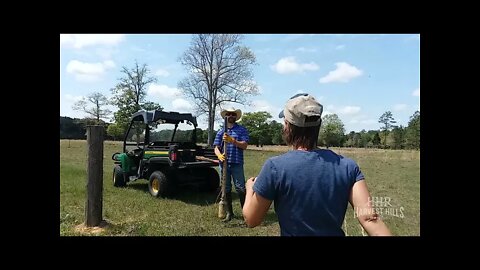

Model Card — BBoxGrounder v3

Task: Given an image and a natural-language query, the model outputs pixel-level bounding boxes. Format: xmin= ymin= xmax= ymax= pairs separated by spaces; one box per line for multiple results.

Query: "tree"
xmin=378 ymin=111 xmax=397 ymax=148
xmin=270 ymin=120 xmax=284 ymax=145
xmin=318 ymin=114 xmax=345 ymax=148
xmin=359 ymin=130 xmax=371 ymax=148
xmin=353 ymin=132 xmax=362 ymax=148
xmin=72 ymin=92 xmax=112 ymax=124
xmin=195 ymin=128 xmax=208 ymax=144
xmin=178 ymin=34 xmax=259 ymax=145
xmin=372 ymin=132 xmax=381 ymax=147
xmin=107 ymin=123 xmax=124 ymax=141
xmin=405 ymin=110 xmax=420 ymax=149
xmin=239 ymin=111 xmax=272 ymax=146
xmin=110 ymin=61 xmax=161 ymax=134
xmin=142 ymin=101 xmax=163 ymax=111
xmin=344 ymin=131 xmax=356 ymax=148
xmin=60 ymin=116 xmax=85 ymax=139
xmin=391 ymin=125 xmax=406 ymax=149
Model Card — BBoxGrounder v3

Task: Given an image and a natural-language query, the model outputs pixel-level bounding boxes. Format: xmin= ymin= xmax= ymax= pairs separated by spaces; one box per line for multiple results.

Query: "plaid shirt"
xmin=213 ymin=123 xmax=249 ymax=164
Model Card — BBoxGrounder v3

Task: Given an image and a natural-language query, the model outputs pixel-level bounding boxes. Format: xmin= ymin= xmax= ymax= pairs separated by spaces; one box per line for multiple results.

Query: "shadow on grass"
xmin=126 ymin=180 xmax=220 ymax=206
xmin=126 ymin=181 xmax=149 ymax=192
xmin=173 ymin=188 xmax=220 ymax=206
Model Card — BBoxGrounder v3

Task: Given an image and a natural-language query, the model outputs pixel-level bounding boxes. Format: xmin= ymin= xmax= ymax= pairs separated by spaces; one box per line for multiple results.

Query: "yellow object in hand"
xmin=223 ymin=133 xmax=235 ymax=144
xmin=216 ymin=153 xmax=226 ymax=162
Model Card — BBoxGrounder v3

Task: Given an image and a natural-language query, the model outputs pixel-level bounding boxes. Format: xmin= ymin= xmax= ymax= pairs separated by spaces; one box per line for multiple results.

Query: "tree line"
xmin=62 ymin=109 xmax=419 ymax=150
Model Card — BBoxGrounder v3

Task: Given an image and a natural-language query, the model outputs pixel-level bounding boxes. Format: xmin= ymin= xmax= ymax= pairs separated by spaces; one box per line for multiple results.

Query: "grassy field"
xmin=60 ymin=140 xmax=420 ymax=236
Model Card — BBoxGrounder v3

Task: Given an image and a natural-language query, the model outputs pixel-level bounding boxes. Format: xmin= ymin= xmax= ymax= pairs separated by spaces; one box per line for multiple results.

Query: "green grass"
xmin=60 ymin=140 xmax=420 ymax=236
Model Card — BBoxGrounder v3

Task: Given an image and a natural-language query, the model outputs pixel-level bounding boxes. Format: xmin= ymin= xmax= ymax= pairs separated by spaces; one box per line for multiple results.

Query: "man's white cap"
xmin=279 ymin=93 xmax=323 ymax=127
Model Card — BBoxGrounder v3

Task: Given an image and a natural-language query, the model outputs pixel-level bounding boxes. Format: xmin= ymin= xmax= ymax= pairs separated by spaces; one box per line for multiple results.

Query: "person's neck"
xmin=295 ymin=146 xmax=313 ymax=151
xmin=227 ymin=122 xmax=235 ymax=128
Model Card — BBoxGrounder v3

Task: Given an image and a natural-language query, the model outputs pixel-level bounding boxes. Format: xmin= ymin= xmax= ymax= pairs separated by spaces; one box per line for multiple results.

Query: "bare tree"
xmin=110 ymin=61 xmax=159 ymax=132
xmin=178 ymin=34 xmax=259 ymax=145
xmin=73 ymin=92 xmax=112 ymax=124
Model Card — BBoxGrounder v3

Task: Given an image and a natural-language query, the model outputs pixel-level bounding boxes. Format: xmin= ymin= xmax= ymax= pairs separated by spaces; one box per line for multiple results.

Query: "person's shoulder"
xmin=314 ymin=148 xmax=353 ymax=162
xmin=236 ymin=124 xmax=248 ymax=131
xmin=267 ymin=151 xmax=295 ymax=165
xmin=322 ymin=149 xmax=358 ymax=166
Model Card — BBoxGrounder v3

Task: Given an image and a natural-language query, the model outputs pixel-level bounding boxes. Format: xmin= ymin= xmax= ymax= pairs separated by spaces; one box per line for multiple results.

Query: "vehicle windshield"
xmin=125 ymin=121 xmax=146 ymax=152
xmin=149 ymin=121 xmax=194 ymax=143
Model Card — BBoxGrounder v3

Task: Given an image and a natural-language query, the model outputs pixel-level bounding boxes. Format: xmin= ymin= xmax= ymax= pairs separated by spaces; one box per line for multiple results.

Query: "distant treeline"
xmin=60 ymin=116 xmax=115 ymax=140
xmin=61 ymin=109 xmax=420 ymax=150
xmin=60 ymin=116 xmax=210 ymax=143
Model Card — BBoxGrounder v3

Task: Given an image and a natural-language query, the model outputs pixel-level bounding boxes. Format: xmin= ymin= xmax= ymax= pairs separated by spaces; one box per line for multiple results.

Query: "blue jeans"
xmin=219 ymin=163 xmax=246 ymax=193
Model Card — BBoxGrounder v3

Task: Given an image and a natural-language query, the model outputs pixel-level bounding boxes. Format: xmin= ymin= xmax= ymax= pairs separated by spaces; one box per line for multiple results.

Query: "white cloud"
xmin=103 ymin=60 xmax=115 ymax=69
xmin=234 ymin=100 xmax=283 ymax=122
xmin=412 ymin=87 xmax=420 ymax=97
xmin=338 ymin=106 xmax=361 ymax=115
xmin=319 ymin=62 xmax=363 ymax=83
xmin=60 ymin=34 xmax=125 ymax=49
xmin=335 ymin=45 xmax=345 ymax=50
xmin=155 ymin=69 xmax=170 ymax=77
xmin=147 ymin=84 xmax=182 ymax=99
xmin=360 ymin=119 xmax=377 ymax=124
xmin=66 ymin=60 xmax=116 ymax=82
xmin=271 ymin=57 xmax=319 ymax=74
xmin=296 ymin=47 xmax=317 ymax=53
xmin=393 ymin=104 xmax=408 ymax=112
xmin=172 ymin=98 xmax=193 ymax=111
xmin=251 ymin=100 xmax=278 ymax=113
xmin=350 ymin=118 xmax=376 ymax=124
xmin=322 ymin=110 xmax=333 ymax=116
xmin=326 ymin=105 xmax=362 ymax=116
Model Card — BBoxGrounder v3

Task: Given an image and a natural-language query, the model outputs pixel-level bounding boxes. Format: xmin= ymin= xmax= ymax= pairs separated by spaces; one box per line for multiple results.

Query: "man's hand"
xmin=246 ymin=177 xmax=256 ymax=191
xmin=223 ymin=133 xmax=235 ymax=144
xmin=216 ymin=153 xmax=226 ymax=162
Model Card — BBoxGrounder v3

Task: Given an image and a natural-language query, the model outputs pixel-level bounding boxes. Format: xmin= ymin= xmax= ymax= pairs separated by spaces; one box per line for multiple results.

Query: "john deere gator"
xmin=112 ymin=110 xmax=220 ymax=198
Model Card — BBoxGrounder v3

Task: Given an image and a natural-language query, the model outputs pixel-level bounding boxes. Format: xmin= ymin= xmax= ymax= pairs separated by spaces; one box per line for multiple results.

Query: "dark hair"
xmin=282 ymin=117 xmax=321 ymax=150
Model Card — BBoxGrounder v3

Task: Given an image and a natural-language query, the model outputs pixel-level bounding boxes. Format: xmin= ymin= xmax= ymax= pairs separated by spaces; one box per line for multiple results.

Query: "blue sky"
xmin=60 ymin=34 xmax=420 ymax=132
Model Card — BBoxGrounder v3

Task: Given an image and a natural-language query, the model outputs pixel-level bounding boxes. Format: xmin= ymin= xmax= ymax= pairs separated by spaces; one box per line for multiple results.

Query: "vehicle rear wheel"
xmin=113 ymin=165 xmax=126 ymax=187
xmin=148 ymin=171 xmax=170 ymax=198
xmin=203 ymin=168 xmax=220 ymax=192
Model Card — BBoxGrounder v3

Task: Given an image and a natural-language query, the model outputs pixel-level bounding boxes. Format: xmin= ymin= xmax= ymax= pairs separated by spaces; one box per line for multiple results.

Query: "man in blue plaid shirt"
xmin=214 ymin=108 xmax=249 ymax=222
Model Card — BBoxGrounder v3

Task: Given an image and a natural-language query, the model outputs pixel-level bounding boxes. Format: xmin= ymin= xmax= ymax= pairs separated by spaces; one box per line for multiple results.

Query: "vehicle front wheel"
xmin=113 ymin=165 xmax=126 ymax=187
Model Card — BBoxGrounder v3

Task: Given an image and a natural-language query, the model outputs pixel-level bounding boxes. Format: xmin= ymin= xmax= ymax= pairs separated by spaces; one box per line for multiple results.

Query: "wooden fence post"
xmin=85 ymin=125 xmax=104 ymax=227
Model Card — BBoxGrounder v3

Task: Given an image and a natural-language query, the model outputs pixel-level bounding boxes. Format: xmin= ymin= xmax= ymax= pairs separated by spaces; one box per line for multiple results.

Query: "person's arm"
xmin=223 ymin=134 xmax=248 ymax=150
xmin=233 ymin=139 xmax=248 ymax=150
xmin=213 ymin=131 xmax=225 ymax=161
xmin=214 ymin=146 xmax=225 ymax=161
xmin=349 ymin=180 xmax=392 ymax=236
xmin=242 ymin=177 xmax=272 ymax=227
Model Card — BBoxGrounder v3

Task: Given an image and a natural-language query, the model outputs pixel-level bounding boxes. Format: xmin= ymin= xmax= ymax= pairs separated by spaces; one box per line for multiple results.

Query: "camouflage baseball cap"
xmin=279 ymin=93 xmax=323 ymax=127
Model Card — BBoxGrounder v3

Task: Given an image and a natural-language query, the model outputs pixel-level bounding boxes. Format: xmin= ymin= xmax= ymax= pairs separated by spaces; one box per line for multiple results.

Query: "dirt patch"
xmin=74 ymin=220 xmax=110 ymax=235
